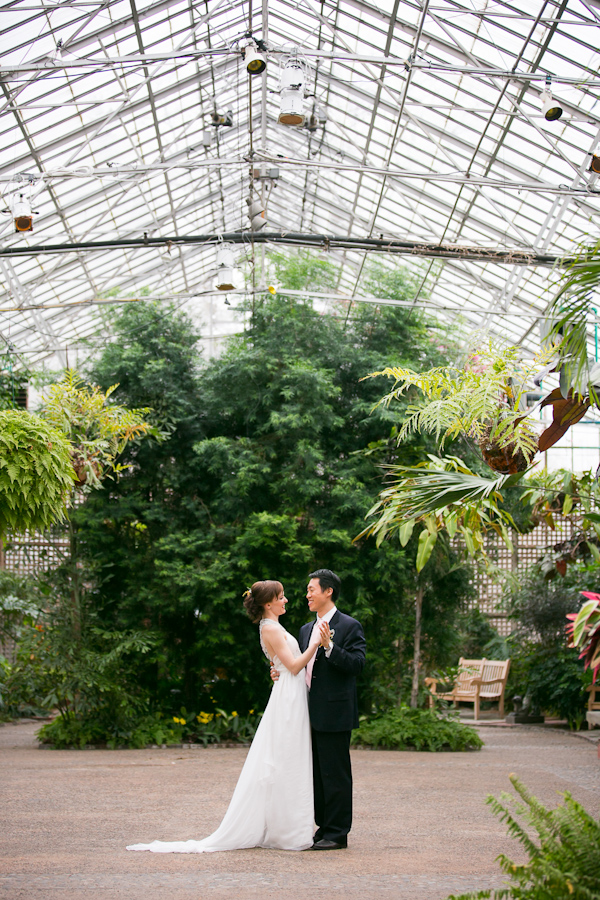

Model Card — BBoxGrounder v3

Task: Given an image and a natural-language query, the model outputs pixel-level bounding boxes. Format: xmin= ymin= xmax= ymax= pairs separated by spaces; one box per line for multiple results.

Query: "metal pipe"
xmin=0 ymin=232 xmax=565 ymax=264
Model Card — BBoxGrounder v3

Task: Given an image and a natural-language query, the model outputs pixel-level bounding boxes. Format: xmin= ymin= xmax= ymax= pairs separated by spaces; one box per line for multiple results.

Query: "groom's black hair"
xmin=309 ymin=568 xmax=341 ymax=604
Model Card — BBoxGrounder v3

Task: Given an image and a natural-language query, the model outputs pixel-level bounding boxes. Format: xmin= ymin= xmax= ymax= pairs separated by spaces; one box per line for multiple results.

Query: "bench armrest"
xmin=471 ymin=677 xmax=505 ymax=687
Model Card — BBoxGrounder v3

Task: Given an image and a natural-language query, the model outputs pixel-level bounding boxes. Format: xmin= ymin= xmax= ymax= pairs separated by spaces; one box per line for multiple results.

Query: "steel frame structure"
xmin=0 ymin=0 xmax=599 ymax=365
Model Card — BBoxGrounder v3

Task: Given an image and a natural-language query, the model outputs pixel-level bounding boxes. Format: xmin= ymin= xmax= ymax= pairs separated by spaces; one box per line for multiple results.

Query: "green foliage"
xmin=545 ymin=239 xmax=600 ymax=407
xmin=5 ymin=609 xmax=158 ymax=735
xmin=506 ymin=564 xmax=591 ymax=645
xmin=0 ymin=654 xmax=10 ymax=711
xmin=67 ymin=261 xmax=469 ymax=716
xmin=37 ymin=710 xmax=183 ymax=749
xmin=458 ymin=608 xmax=502 ymax=659
xmin=510 ymin=645 xmax=591 ymax=729
xmin=359 ymin=454 xmax=521 ymax=574
xmin=567 ymin=592 xmax=600 ymax=681
xmin=172 ymin=707 xmax=262 ymax=746
xmin=352 ymin=705 xmax=483 ymax=751
xmin=41 ymin=369 xmax=154 ymax=491
xmin=370 ymin=342 xmax=551 ymax=466
xmin=36 ymin=705 xmax=263 ymax=749
xmin=503 ymin=564 xmax=594 ymax=727
xmin=448 ymin=774 xmax=600 ymax=899
xmin=0 ymin=570 xmax=43 ymax=642
xmin=0 ymin=409 xmax=74 ymax=535
xmin=0 ymin=356 xmax=29 ymax=411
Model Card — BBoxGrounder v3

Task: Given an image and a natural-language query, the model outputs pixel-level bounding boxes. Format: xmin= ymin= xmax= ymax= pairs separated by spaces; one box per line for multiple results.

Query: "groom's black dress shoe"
xmin=311 ymin=839 xmax=346 ymax=850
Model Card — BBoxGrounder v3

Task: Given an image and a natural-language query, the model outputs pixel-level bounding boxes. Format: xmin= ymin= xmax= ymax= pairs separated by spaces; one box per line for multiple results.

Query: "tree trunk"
xmin=68 ymin=517 xmax=81 ymax=641
xmin=410 ymin=585 xmax=424 ymax=708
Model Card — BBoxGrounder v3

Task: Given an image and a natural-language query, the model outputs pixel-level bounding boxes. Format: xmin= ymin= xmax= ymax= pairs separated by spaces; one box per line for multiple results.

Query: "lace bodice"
xmin=259 ymin=619 xmax=301 ymax=674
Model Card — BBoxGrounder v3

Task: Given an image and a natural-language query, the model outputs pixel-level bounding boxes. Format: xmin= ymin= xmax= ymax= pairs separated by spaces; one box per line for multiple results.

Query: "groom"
xmin=299 ymin=568 xmax=366 ymax=850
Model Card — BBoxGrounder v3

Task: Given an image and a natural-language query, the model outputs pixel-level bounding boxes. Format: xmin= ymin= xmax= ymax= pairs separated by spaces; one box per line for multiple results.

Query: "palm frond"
xmin=546 ymin=239 xmax=600 ymax=404
xmin=357 ymin=456 xmax=523 ymax=551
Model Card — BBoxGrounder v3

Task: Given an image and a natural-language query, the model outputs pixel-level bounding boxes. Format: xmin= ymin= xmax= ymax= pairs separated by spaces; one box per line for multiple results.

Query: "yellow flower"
xmin=197 ymin=712 xmax=214 ymax=724
xmin=180 ymin=719 xmax=186 ymax=725
xmin=249 ymin=709 xmax=254 ymax=714
xmin=173 ymin=716 xmax=180 ymax=723
xmin=231 ymin=711 xmax=238 ymax=717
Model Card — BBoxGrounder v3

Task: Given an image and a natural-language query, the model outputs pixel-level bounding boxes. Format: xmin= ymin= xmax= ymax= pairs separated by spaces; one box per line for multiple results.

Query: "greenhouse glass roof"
xmin=0 ymin=0 xmax=599 ymax=367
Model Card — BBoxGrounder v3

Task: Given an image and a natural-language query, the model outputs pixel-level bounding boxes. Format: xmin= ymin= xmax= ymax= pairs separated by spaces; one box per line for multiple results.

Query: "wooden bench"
xmin=586 ymin=683 xmax=600 ymax=730
xmin=425 ymin=657 xmax=511 ymax=721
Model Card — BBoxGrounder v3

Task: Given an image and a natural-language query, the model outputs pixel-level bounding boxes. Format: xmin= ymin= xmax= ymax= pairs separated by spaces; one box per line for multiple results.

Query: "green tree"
xmin=75 ymin=257 xmax=471 ymax=717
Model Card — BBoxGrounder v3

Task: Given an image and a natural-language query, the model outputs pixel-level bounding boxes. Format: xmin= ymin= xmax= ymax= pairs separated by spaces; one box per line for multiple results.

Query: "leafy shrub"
xmin=448 ymin=774 xmax=600 ymax=899
xmin=502 ymin=563 xmax=594 ymax=727
xmin=352 ymin=705 xmax=483 ymax=751
xmin=458 ymin=608 xmax=502 ymax=659
xmin=172 ymin=707 xmax=262 ymax=746
xmin=506 ymin=564 xmax=591 ymax=644
xmin=37 ymin=707 xmax=263 ymax=749
xmin=508 ymin=644 xmax=591 ymax=729
xmin=37 ymin=711 xmax=183 ymax=749
xmin=4 ymin=608 xmax=159 ymax=734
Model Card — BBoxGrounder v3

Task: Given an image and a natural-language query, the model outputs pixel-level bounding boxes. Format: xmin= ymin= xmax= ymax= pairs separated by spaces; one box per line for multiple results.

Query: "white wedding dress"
xmin=126 ymin=620 xmax=314 ymax=853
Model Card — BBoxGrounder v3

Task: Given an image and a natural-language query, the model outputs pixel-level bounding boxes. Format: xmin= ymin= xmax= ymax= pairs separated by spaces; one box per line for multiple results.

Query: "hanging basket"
xmin=478 ymin=434 xmax=529 ymax=474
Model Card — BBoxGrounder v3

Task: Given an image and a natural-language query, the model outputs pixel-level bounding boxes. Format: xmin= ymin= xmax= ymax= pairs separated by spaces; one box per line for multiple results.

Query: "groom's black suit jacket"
xmin=299 ymin=610 xmax=366 ymax=732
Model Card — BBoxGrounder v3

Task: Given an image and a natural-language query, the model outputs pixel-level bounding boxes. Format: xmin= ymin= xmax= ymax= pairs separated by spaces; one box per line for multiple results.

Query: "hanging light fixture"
xmin=540 ymin=76 xmax=563 ymax=122
xmin=211 ymin=110 xmax=233 ymax=127
xmin=589 ymin=155 xmax=600 ymax=174
xmin=12 ymin=193 xmax=33 ymax=232
xmin=278 ymin=58 xmax=306 ymax=126
xmin=243 ymin=38 xmax=267 ymax=75
xmin=247 ymin=196 xmax=267 ymax=231
xmin=215 ymin=243 xmax=238 ymax=291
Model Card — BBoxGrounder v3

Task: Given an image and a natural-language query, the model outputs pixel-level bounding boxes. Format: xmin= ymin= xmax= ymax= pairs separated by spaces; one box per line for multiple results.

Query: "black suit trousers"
xmin=311 ymin=728 xmax=352 ymax=844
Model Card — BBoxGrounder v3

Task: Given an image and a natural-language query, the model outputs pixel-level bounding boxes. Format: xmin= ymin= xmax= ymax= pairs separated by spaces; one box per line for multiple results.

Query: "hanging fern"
xmin=0 ymin=409 xmax=74 ymax=535
xmin=41 ymin=370 xmax=153 ymax=490
xmin=368 ymin=343 xmax=553 ymax=471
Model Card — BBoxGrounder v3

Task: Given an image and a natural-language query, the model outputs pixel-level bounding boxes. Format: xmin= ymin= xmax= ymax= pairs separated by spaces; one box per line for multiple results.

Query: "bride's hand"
xmin=319 ymin=621 xmax=331 ymax=647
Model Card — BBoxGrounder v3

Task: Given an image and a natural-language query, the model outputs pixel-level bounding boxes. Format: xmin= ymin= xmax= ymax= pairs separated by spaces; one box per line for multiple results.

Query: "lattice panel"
xmin=467 ymin=516 xmax=576 ymax=636
xmin=0 ymin=531 xmax=69 ymax=662
xmin=1 ymin=532 xmax=69 ymax=576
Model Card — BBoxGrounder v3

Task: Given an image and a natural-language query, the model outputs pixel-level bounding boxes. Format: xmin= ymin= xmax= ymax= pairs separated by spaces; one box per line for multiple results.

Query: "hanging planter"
xmin=368 ymin=342 xmax=543 ymax=474
xmin=478 ymin=426 xmax=529 ymax=474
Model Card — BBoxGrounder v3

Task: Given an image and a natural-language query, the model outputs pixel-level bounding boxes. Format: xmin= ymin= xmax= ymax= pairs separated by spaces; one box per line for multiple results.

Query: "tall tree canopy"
xmin=78 ymin=255 xmax=471 ymax=713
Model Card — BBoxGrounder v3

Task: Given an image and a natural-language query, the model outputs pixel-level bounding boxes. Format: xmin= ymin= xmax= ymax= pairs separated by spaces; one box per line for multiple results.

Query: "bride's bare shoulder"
xmin=260 ymin=621 xmax=286 ymax=639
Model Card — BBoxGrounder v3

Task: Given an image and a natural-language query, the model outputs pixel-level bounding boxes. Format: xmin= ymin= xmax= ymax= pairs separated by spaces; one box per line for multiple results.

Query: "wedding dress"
xmin=126 ymin=620 xmax=314 ymax=852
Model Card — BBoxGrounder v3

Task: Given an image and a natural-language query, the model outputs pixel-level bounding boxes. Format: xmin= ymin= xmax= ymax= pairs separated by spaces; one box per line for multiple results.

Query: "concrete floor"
xmin=1 ymin=720 xmax=598 ymax=900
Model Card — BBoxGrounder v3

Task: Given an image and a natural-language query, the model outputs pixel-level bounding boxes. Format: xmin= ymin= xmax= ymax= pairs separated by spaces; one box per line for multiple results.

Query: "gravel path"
xmin=1 ymin=720 xmax=598 ymax=900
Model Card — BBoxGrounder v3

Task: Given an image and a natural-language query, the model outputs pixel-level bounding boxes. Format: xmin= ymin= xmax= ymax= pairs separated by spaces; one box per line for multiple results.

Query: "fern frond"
xmin=370 ymin=342 xmax=557 ymax=468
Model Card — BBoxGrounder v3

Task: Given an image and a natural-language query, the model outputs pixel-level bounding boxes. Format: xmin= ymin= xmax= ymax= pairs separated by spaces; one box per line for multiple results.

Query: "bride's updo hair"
xmin=243 ymin=580 xmax=283 ymax=623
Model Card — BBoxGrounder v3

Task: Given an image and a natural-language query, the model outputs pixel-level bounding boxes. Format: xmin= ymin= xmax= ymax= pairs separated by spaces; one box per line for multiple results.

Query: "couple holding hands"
xmin=127 ymin=569 xmax=366 ymax=853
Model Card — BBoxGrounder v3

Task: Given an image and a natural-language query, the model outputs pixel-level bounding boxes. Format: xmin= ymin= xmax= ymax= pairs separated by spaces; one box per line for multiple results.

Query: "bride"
xmin=126 ymin=580 xmax=324 ymax=853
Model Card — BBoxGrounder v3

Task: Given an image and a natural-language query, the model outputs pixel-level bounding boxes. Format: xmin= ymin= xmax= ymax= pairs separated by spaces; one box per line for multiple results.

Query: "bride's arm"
xmin=262 ymin=625 xmax=321 ymax=677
